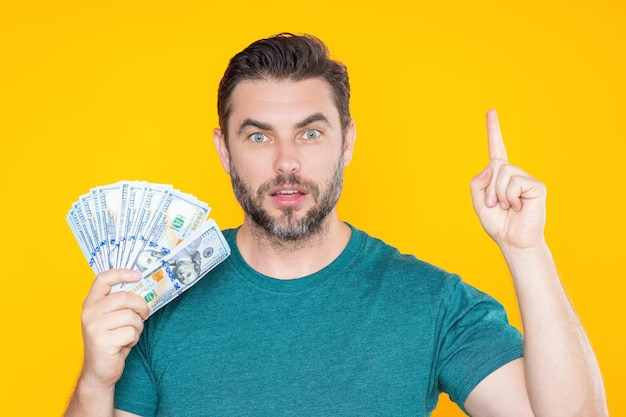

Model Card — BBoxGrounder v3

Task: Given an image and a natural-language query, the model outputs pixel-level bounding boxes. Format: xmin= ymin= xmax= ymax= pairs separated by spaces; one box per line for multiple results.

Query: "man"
xmin=65 ymin=33 xmax=608 ymax=416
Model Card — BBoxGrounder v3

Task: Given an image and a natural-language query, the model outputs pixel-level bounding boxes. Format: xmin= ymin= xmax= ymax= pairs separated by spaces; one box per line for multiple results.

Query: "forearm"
xmin=501 ymin=242 xmax=608 ymax=417
xmin=64 ymin=372 xmax=116 ymax=417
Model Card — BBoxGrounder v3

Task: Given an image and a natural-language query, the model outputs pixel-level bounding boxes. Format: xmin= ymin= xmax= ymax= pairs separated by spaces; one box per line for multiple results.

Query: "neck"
xmin=236 ymin=211 xmax=351 ymax=280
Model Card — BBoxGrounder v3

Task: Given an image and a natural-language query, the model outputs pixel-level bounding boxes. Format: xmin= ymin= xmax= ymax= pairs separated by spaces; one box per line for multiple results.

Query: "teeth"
xmin=278 ymin=190 xmax=298 ymax=195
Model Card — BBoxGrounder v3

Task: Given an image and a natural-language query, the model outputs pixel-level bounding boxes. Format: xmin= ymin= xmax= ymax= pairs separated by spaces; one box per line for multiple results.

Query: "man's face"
xmin=136 ymin=250 xmax=165 ymax=272
xmin=176 ymin=260 xmax=198 ymax=285
xmin=214 ymin=78 xmax=355 ymax=240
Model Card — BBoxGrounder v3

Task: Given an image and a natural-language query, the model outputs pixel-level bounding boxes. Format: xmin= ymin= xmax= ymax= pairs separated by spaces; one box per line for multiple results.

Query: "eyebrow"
xmin=237 ymin=118 xmax=272 ymax=135
xmin=294 ymin=113 xmax=332 ymax=129
xmin=237 ymin=113 xmax=332 ymax=136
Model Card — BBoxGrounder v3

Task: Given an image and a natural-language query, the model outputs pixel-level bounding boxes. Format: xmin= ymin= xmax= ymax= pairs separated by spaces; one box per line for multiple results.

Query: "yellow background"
xmin=1 ymin=1 xmax=624 ymax=415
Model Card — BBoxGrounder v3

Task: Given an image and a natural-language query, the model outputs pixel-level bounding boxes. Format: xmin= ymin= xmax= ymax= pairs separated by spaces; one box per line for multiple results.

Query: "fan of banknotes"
xmin=67 ymin=180 xmax=231 ymax=315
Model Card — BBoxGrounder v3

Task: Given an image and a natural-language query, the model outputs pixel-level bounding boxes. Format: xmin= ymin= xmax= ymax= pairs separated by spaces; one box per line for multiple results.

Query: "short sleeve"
xmin=114 ymin=332 xmax=159 ymax=417
xmin=435 ymin=276 xmax=523 ymax=412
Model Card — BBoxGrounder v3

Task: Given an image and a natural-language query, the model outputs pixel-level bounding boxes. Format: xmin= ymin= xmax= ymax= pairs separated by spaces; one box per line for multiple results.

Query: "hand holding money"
xmin=67 ymin=181 xmax=231 ymax=316
xmin=80 ymin=269 xmax=149 ymax=389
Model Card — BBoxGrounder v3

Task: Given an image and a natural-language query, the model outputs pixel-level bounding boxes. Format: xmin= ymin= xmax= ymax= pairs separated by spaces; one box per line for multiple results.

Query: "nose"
xmin=273 ymin=140 xmax=300 ymax=175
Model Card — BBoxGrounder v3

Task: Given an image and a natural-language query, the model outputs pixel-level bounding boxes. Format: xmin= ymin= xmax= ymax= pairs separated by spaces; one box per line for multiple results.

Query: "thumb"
xmin=88 ymin=269 xmax=142 ymax=301
xmin=470 ymin=166 xmax=493 ymax=212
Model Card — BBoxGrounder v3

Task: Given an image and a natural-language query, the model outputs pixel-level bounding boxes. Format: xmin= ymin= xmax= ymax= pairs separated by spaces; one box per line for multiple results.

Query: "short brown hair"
xmin=217 ymin=33 xmax=351 ymax=139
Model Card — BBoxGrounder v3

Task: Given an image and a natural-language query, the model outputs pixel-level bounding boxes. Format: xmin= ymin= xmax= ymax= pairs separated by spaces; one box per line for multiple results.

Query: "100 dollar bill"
xmin=118 ymin=218 xmax=230 ymax=316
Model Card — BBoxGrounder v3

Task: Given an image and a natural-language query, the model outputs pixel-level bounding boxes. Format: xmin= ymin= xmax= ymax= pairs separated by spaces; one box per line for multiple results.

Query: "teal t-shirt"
xmin=115 ymin=225 xmax=522 ymax=416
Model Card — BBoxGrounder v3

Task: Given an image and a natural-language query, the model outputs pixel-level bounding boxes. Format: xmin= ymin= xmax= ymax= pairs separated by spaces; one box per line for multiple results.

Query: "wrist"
xmin=498 ymin=240 xmax=561 ymax=292
xmin=74 ymin=367 xmax=117 ymax=404
xmin=65 ymin=372 xmax=115 ymax=417
xmin=498 ymin=239 xmax=550 ymax=259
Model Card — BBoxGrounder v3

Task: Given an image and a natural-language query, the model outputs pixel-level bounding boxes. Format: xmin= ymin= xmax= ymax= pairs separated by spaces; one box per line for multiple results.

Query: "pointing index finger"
xmin=486 ymin=108 xmax=508 ymax=162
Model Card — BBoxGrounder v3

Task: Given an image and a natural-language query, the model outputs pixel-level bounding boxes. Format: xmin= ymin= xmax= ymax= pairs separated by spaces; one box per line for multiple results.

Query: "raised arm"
xmin=465 ymin=109 xmax=608 ymax=416
xmin=64 ymin=269 xmax=148 ymax=417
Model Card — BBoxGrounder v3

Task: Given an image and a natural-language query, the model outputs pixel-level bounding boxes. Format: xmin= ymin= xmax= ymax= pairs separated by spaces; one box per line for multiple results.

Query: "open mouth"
xmin=270 ymin=186 xmax=308 ymax=206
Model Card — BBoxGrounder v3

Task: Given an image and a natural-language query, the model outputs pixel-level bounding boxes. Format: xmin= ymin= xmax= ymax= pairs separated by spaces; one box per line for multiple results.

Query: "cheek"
xmin=312 ymin=150 xmax=344 ymax=174
xmin=230 ymin=156 xmax=266 ymax=191
xmin=230 ymin=153 xmax=263 ymax=177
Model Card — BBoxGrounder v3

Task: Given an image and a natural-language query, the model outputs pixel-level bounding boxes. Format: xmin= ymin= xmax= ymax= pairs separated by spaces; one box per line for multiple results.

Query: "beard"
xmin=229 ymin=158 xmax=344 ymax=241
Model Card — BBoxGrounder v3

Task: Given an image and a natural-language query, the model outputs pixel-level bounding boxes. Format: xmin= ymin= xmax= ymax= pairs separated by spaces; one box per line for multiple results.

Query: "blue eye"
xmin=250 ymin=133 xmax=267 ymax=143
xmin=303 ymin=129 xmax=320 ymax=140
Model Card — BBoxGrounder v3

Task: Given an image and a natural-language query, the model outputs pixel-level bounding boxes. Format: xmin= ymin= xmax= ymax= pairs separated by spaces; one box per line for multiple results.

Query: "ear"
xmin=342 ymin=120 xmax=357 ymax=166
xmin=213 ymin=128 xmax=231 ymax=174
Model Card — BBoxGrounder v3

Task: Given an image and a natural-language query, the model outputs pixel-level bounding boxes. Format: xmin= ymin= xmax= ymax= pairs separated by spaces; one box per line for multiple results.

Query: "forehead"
xmin=227 ymin=78 xmax=340 ymax=130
